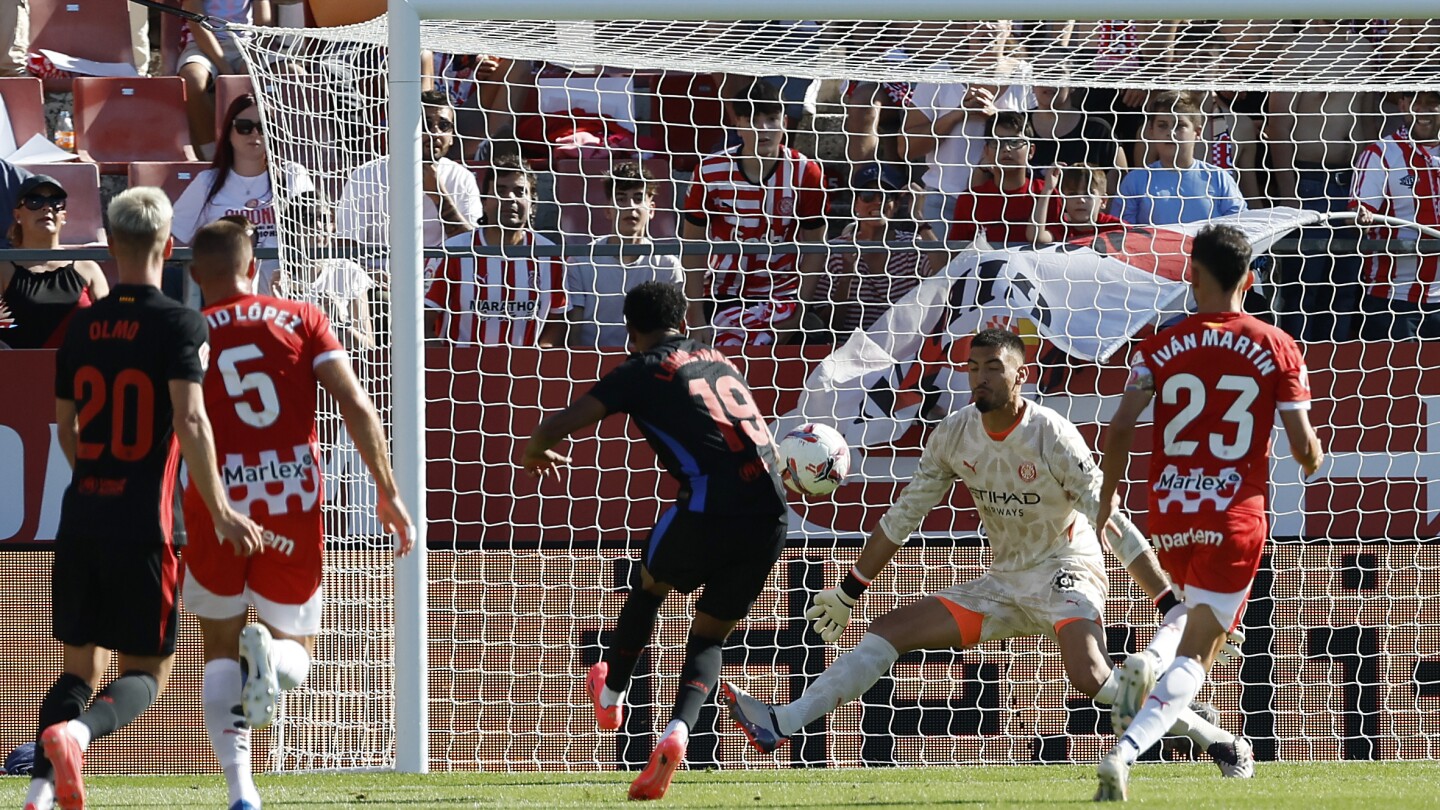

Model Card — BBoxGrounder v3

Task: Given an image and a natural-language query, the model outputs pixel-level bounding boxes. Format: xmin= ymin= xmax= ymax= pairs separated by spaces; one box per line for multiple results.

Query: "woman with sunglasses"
xmin=0 ymin=175 xmax=108 ymax=349
xmin=172 ymin=94 xmax=314 ymax=298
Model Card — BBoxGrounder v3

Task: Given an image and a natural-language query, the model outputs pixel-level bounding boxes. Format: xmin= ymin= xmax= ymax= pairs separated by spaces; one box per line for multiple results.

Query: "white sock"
xmin=1171 ymin=706 xmax=1235 ymax=748
xmin=1146 ymin=605 xmax=1189 ymax=671
xmin=204 ymin=659 xmax=261 ymax=808
xmin=599 ymin=684 xmax=625 ymax=709
xmin=64 ymin=720 xmax=91 ymax=752
xmin=271 ymin=639 xmax=311 ymax=691
xmin=662 ymin=718 xmax=689 ymax=741
xmin=774 ymin=634 xmax=899 ymax=737
xmin=1117 ymin=657 xmax=1207 ymax=764
xmin=25 ymin=777 xmax=54 ymax=809
xmin=1094 ymin=667 xmax=1121 ymax=704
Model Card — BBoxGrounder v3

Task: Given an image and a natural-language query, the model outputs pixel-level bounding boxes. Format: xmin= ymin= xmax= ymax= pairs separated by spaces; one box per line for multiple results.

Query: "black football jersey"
xmin=588 ymin=336 xmax=786 ymax=515
xmin=54 ymin=284 xmax=208 ymax=546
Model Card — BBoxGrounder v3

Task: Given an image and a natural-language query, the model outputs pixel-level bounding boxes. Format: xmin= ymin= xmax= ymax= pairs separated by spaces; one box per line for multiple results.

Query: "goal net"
xmin=230 ymin=14 xmax=1440 ymax=772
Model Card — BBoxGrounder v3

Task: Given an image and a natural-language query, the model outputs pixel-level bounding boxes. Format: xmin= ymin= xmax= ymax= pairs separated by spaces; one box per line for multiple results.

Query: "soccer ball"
xmin=777 ymin=423 xmax=850 ymax=496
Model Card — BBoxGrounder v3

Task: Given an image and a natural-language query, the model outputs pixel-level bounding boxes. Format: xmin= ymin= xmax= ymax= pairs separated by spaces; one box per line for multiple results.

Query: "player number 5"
xmin=1161 ymin=373 xmax=1259 ymax=461
xmin=217 ymin=344 xmax=281 ymax=428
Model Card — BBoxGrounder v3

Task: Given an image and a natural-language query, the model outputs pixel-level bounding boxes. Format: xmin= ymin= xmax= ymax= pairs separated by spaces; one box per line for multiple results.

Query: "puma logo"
xmin=961 ymin=460 xmax=977 ymax=473
xmin=1146 ymin=695 xmax=1170 ymax=709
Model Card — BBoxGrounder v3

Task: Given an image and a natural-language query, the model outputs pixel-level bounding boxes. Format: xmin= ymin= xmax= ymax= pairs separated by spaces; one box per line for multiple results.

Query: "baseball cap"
xmin=16 ymin=174 xmax=66 ymax=198
xmin=852 ymin=164 xmax=905 ymax=192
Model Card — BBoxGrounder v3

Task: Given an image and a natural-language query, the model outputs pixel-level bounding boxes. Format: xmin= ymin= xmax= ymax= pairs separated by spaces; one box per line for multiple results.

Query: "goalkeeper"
xmin=724 ymin=329 xmax=1248 ymax=774
xmin=521 ymin=282 xmax=788 ymax=801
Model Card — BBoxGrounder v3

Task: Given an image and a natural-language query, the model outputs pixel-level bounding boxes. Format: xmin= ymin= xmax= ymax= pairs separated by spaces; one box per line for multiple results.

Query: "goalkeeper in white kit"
xmin=724 ymin=329 xmax=1251 ymax=774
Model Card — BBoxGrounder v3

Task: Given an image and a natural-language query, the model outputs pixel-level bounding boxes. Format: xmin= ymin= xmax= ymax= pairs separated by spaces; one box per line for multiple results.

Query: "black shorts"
xmin=643 ymin=508 xmax=788 ymax=621
xmin=51 ymin=538 xmax=180 ymax=657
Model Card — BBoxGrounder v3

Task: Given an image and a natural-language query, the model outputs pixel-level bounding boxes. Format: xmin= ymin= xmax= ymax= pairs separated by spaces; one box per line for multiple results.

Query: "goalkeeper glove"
xmin=1217 ymin=628 xmax=1247 ymax=665
xmin=806 ymin=567 xmax=870 ymax=643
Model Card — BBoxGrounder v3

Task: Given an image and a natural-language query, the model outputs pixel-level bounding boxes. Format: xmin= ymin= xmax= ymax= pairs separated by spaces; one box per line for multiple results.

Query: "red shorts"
xmin=1149 ymin=509 xmax=1267 ymax=595
xmin=182 ymin=490 xmax=324 ymax=606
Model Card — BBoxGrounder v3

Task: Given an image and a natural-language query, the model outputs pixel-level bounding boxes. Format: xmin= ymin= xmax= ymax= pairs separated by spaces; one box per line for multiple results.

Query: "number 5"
xmin=217 ymin=344 xmax=280 ymax=428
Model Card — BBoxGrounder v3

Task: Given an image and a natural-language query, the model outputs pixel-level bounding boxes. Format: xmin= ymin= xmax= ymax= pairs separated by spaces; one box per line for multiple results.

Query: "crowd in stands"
xmin=2 ymin=9 xmax=1440 ymax=353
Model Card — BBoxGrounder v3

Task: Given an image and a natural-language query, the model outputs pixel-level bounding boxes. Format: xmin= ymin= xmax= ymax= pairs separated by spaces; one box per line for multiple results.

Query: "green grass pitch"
xmin=2 ymin=762 xmax=1437 ymax=808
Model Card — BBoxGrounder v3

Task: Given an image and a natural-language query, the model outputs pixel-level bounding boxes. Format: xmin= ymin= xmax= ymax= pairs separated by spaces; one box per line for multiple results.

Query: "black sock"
xmin=34 ymin=673 xmax=93 ymax=779
xmin=672 ymin=634 xmax=725 ymax=730
xmin=77 ymin=671 xmax=158 ymax=741
xmin=605 ymin=589 xmax=665 ymax=694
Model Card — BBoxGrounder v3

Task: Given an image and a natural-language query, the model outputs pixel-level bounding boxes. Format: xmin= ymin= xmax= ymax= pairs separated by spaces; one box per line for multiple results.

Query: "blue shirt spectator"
xmin=1114 ymin=160 xmax=1245 ymax=226
xmin=0 ymin=158 xmax=34 ymax=248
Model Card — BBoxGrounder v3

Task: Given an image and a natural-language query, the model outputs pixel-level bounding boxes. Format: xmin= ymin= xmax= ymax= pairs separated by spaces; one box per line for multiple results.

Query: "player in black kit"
xmin=521 ymin=281 xmax=787 ymax=801
xmin=28 ymin=188 xmax=263 ymax=810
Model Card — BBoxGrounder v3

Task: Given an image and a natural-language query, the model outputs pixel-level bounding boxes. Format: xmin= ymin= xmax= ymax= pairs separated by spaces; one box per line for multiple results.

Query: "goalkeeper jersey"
xmin=877 ymin=399 xmax=1105 ymax=572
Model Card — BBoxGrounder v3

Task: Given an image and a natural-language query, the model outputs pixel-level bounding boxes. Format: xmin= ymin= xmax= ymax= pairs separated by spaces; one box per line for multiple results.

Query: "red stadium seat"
xmin=157 ymin=0 xmax=185 ymax=75
xmin=17 ymin=160 xmax=105 ymax=246
xmin=214 ymin=75 xmax=255 ymax=134
xmin=28 ymin=0 xmax=137 ymax=92
xmin=0 ymin=78 xmax=48 ymax=147
xmin=552 ymin=157 xmax=677 ymax=241
xmin=642 ymin=72 xmax=726 ymax=173
xmin=127 ymin=161 xmax=212 ymax=205
xmin=73 ymin=77 xmax=197 ymax=174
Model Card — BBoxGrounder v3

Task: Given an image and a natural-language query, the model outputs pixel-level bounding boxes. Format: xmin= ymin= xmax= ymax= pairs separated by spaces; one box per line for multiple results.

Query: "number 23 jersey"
xmin=187 ymin=294 xmax=345 ymax=530
xmin=1132 ymin=311 xmax=1310 ymax=520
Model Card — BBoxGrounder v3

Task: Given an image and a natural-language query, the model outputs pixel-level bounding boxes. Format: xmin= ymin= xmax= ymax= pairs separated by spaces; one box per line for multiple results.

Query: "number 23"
xmin=1161 ymin=373 xmax=1259 ymax=460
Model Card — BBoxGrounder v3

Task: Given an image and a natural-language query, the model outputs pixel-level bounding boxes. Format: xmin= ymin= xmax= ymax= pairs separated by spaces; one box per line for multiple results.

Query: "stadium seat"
xmin=157 ymin=0 xmax=185 ymax=76
xmin=73 ymin=77 xmax=198 ymax=174
xmin=17 ymin=160 xmax=104 ymax=246
xmin=0 ymin=78 xmax=48 ymax=147
xmin=28 ymin=0 xmax=137 ymax=92
xmin=214 ymin=75 xmax=255 ymax=134
xmin=128 ymin=161 xmax=212 ymax=205
xmin=642 ymin=72 xmax=726 ymax=173
xmin=552 ymin=157 xmax=677 ymax=241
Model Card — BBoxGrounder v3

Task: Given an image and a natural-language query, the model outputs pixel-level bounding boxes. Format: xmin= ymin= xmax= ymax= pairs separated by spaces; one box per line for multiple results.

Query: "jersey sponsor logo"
xmin=261 ymin=527 xmax=297 ymax=556
xmin=1052 ymin=569 xmax=1078 ymax=593
xmin=474 ymin=298 xmax=541 ymax=318
xmin=968 ymin=487 xmax=1041 ymax=517
xmin=1401 ymin=173 xmax=1417 ymax=188
xmin=1153 ymin=527 xmax=1226 ymax=551
xmin=221 ymin=444 xmax=319 ymax=517
xmin=76 ymin=476 xmax=126 ymax=496
xmin=1153 ymin=464 xmax=1243 ymax=513
xmin=1018 ymin=461 xmax=1037 ymax=482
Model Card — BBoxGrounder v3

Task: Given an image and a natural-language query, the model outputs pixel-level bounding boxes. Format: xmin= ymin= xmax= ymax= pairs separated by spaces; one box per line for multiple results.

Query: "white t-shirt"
xmin=878 ymin=398 xmax=1105 ymax=573
xmin=171 ymin=161 xmax=315 ymax=294
xmin=567 ymin=236 xmax=683 ymax=348
xmin=299 ymin=258 xmax=374 ymax=334
xmin=909 ymin=61 xmax=1035 ymax=195
xmin=335 ymin=156 xmax=483 ymax=252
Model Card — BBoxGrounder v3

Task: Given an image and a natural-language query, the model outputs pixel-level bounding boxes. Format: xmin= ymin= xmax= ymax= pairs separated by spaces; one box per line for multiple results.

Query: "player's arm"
xmin=679 ymin=218 xmax=711 ymax=337
xmin=316 ymin=358 xmax=416 ymax=556
xmin=1098 ymin=372 xmax=1155 ymax=534
xmin=537 ymin=317 xmax=568 ymax=348
xmin=170 ymin=380 xmax=264 ymax=555
xmin=1280 ymin=408 xmax=1324 ymax=477
xmin=520 ymin=394 xmax=608 ymax=477
xmin=55 ymin=398 xmax=78 ymax=469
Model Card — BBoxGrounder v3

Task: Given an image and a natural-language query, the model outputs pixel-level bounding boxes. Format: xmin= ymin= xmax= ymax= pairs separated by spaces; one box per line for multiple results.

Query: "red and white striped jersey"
xmin=1352 ymin=133 xmax=1440 ymax=303
xmin=682 ymin=144 xmax=827 ymax=302
xmin=424 ymin=229 xmax=570 ymax=346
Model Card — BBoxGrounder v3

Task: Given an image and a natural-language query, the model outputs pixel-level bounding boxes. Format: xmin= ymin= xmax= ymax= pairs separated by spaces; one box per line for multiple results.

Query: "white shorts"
xmin=935 ymin=553 xmax=1108 ymax=643
xmin=182 ymin=568 xmax=324 ymax=637
xmin=179 ymin=38 xmax=245 ymax=78
xmin=1175 ymin=582 xmax=1250 ymax=634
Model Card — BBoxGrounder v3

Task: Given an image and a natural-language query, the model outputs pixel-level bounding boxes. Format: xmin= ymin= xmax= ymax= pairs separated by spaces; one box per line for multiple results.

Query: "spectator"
xmin=681 ymin=80 xmax=827 ymax=348
xmin=1267 ymin=80 xmax=1378 ymax=341
xmin=172 ymin=94 xmax=315 ymax=297
xmin=0 ymin=175 xmax=108 ymax=349
xmin=277 ymin=191 xmax=375 ymax=350
xmin=1353 ymin=89 xmax=1440 ymax=341
xmin=179 ymin=0 xmax=273 ymax=159
xmin=815 ymin=165 xmax=942 ymax=335
xmin=337 ymin=89 xmax=482 ymax=285
xmin=948 ymin=112 xmax=1059 ymax=246
xmin=1114 ymin=92 xmax=1246 ymax=226
xmin=1031 ymin=84 xmax=1125 ymax=195
xmin=1070 ymin=21 xmax=1180 ymax=166
xmin=902 ymin=21 xmax=1034 ymax=234
xmin=421 ymin=51 xmax=527 ymax=152
xmin=425 ymin=154 xmax=568 ymax=347
xmin=1202 ymin=91 xmax=1264 ymax=207
xmin=1033 ymin=163 xmax=1125 ymax=244
xmin=0 ymin=157 xmax=32 ymax=248
xmin=567 ymin=162 xmax=683 ymax=349
xmin=842 ymin=79 xmax=913 ymax=172
xmin=1 ymin=0 xmax=27 ymax=78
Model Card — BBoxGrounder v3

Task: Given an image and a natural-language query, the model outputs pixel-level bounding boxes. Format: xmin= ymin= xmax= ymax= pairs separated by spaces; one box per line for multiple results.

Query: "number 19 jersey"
xmin=183 ymin=293 xmax=345 ymax=605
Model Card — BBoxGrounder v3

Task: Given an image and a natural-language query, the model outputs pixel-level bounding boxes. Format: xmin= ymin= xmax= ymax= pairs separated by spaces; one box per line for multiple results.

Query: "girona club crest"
xmin=777 ymin=195 xmax=794 ymax=216
xmin=1018 ymin=461 xmax=1037 ymax=482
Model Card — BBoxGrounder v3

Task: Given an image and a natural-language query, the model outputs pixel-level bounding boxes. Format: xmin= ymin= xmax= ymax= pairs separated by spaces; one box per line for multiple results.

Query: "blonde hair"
xmin=107 ymin=186 xmax=173 ymax=250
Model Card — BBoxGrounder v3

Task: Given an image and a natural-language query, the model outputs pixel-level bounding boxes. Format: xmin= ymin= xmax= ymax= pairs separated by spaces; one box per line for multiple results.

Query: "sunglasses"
xmin=855 ymin=190 xmax=890 ymax=202
xmin=19 ymin=195 xmax=66 ymax=211
xmin=425 ymin=117 xmax=455 ymax=134
xmin=232 ymin=118 xmax=263 ymax=136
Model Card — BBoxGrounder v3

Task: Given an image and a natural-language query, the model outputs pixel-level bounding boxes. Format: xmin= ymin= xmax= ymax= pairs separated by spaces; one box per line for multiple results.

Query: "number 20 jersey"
xmin=184 ymin=294 xmax=345 ymax=557
xmin=1132 ymin=311 xmax=1310 ymax=521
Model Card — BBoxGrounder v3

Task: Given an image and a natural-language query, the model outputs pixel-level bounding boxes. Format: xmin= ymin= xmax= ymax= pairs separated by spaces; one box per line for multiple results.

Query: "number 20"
xmin=1161 ymin=373 xmax=1259 ymax=460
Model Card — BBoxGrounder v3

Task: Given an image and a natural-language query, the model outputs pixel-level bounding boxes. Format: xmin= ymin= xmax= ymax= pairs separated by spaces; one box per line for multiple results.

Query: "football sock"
xmin=1092 ymin=665 xmax=1231 ymax=747
xmin=662 ymin=718 xmax=690 ymax=742
xmin=1147 ymin=605 xmax=1189 ymax=671
xmin=76 ymin=671 xmax=158 ymax=741
xmin=271 ymin=638 xmax=312 ymax=691
xmin=33 ymin=673 xmax=92 ymax=780
xmin=63 ymin=720 xmax=91 ymax=752
xmin=605 ymin=589 xmax=665 ymax=695
xmin=672 ymin=634 xmax=724 ymax=730
xmin=203 ymin=659 xmax=261 ymax=809
xmin=25 ymin=777 xmax=55 ymax=810
xmin=599 ymin=684 xmax=624 ymax=709
xmin=774 ymin=634 xmax=899 ymax=737
xmin=1095 ymin=668 xmax=1121 ymax=704
xmin=1116 ymin=657 xmax=1207 ymax=765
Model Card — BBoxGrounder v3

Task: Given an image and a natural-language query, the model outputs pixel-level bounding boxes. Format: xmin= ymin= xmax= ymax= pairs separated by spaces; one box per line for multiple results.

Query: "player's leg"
xmin=29 ymin=645 xmax=106 ymax=810
xmin=243 ymin=588 xmax=324 ymax=731
xmin=197 ymin=614 xmax=264 ymax=810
